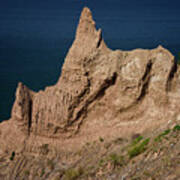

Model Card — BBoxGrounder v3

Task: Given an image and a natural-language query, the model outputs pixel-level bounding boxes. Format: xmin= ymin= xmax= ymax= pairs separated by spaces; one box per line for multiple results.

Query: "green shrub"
xmin=131 ymin=136 xmax=143 ymax=146
xmin=161 ymin=129 xmax=171 ymax=136
xmin=40 ymin=168 xmax=45 ymax=177
xmin=173 ymin=125 xmax=180 ymax=131
xmin=154 ymin=129 xmax=171 ymax=142
xmin=128 ymin=138 xmax=150 ymax=159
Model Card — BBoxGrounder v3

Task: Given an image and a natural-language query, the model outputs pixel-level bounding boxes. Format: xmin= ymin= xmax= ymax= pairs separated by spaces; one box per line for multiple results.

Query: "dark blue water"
xmin=1 ymin=0 xmax=180 ymax=121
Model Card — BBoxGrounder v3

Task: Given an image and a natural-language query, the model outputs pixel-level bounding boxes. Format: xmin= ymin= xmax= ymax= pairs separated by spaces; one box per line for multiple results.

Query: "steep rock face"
xmin=11 ymin=82 xmax=34 ymax=134
xmin=0 ymin=7 xmax=180 ymax=153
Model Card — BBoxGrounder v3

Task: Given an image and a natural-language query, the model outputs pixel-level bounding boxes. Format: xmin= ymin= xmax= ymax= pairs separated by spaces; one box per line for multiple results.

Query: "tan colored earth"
xmin=0 ymin=6 xmax=179 ymax=157
xmin=0 ymin=7 xmax=180 ymax=180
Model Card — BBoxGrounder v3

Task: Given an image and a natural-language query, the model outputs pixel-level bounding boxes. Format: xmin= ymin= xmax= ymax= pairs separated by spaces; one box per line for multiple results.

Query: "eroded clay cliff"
xmin=0 ymin=7 xmax=180 ymax=154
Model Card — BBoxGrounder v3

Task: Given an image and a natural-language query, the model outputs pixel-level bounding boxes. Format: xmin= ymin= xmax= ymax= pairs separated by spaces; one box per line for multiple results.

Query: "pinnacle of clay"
xmin=76 ymin=7 xmax=96 ymax=36
xmin=80 ymin=7 xmax=94 ymax=23
xmin=64 ymin=7 xmax=108 ymax=64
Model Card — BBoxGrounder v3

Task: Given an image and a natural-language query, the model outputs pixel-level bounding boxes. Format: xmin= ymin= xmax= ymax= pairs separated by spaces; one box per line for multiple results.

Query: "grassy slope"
xmin=0 ymin=124 xmax=179 ymax=180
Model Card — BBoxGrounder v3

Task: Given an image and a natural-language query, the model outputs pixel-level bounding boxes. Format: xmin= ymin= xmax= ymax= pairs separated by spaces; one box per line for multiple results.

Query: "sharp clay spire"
xmin=76 ymin=7 xmax=97 ymax=37
xmin=64 ymin=7 xmax=108 ymax=63
xmin=80 ymin=7 xmax=94 ymax=22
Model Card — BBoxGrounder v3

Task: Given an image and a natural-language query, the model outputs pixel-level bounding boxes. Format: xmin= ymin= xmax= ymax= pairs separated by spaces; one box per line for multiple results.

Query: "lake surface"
xmin=0 ymin=0 xmax=180 ymax=121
